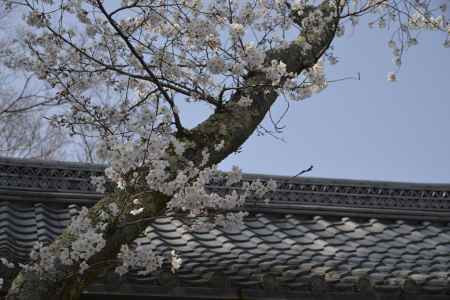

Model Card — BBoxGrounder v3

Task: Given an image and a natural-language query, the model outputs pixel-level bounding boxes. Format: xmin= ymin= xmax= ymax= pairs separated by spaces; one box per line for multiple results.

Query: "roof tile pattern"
xmin=0 ymin=201 xmax=80 ymax=262
xmin=1 ymin=200 xmax=450 ymax=295
xmin=136 ymin=215 xmax=450 ymax=293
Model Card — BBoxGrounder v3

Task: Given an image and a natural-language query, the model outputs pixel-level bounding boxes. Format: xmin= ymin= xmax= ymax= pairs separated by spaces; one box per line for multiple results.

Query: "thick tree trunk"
xmin=6 ymin=4 xmax=339 ymax=300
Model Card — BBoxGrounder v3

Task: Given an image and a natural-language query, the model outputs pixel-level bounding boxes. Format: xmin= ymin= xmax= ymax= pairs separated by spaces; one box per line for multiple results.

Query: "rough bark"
xmin=6 ymin=3 xmax=340 ymax=300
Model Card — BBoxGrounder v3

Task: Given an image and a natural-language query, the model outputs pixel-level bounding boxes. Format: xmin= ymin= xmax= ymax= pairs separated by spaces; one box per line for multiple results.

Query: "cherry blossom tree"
xmin=0 ymin=7 xmax=66 ymax=159
xmin=0 ymin=0 xmax=448 ymax=299
xmin=0 ymin=75 xmax=66 ymax=159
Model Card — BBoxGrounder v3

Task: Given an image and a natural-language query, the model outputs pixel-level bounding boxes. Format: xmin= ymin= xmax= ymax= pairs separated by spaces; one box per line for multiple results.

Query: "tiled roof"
xmin=1 ymin=157 xmax=450 ymax=299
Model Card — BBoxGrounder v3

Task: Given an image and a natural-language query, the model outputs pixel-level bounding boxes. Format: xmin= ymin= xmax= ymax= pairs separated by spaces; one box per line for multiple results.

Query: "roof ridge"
xmin=1 ymin=157 xmax=450 ymax=221
xmin=2 ymin=156 xmax=450 ymax=187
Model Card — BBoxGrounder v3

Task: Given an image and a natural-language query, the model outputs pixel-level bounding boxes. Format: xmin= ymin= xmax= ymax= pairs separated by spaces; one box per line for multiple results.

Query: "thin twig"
xmin=291 ymin=165 xmax=314 ymax=178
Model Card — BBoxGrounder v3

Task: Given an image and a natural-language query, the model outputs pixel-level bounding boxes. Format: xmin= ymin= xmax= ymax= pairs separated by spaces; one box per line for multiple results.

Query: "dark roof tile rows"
xmin=0 ymin=157 xmax=450 ymax=299
xmin=0 ymin=200 xmax=450 ymax=297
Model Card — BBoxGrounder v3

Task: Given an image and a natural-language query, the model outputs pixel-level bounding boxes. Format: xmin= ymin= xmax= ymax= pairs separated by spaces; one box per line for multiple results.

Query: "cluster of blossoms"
xmin=237 ymin=96 xmax=253 ymax=107
xmin=1 ymin=0 xmax=447 ymax=111
xmin=114 ymin=238 xmax=182 ymax=276
xmin=91 ymin=176 xmax=106 ymax=193
xmin=281 ymin=61 xmax=327 ymax=101
xmin=265 ymin=60 xmax=289 ymax=86
xmin=22 ymin=206 xmax=110 ymax=275
xmin=89 ymin=136 xmax=277 ymax=275
xmin=0 ymin=257 xmax=14 ymax=269
xmin=93 ymin=135 xmax=277 ymax=224
xmin=361 ymin=0 xmax=450 ymax=80
xmin=0 ymin=257 xmax=15 ymax=289
xmin=408 ymin=12 xmax=450 ymax=48
xmin=1 ymin=0 xmax=337 ymax=114
xmin=115 ymin=240 xmax=182 ymax=276
xmin=239 ymin=44 xmax=267 ymax=70
xmin=115 ymin=243 xmax=163 ymax=276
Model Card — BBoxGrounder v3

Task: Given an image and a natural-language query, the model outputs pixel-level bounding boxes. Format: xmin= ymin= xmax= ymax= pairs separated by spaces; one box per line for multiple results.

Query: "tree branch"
xmin=95 ymin=0 xmax=185 ymax=134
xmin=184 ymin=2 xmax=342 ymax=166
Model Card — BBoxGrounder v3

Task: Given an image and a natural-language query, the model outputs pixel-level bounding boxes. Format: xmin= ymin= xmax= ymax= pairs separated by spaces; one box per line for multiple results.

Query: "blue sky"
xmin=215 ymin=25 xmax=450 ymax=183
